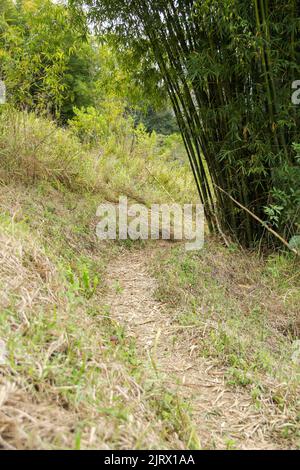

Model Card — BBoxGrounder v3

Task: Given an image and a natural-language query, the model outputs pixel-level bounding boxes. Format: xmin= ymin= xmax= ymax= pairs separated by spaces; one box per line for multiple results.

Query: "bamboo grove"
xmin=75 ymin=0 xmax=300 ymax=247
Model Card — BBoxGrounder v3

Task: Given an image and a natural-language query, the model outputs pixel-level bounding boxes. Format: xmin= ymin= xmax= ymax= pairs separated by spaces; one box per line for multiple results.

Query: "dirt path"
xmin=105 ymin=246 xmax=279 ymax=450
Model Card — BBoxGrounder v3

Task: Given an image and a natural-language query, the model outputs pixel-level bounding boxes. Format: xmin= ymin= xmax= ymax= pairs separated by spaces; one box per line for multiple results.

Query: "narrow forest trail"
xmin=105 ymin=244 xmax=280 ymax=450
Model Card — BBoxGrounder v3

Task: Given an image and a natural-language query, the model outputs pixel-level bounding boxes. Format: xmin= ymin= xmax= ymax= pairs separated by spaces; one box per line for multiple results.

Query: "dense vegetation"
xmin=75 ymin=0 xmax=300 ymax=249
xmin=0 ymin=0 xmax=299 ymax=451
xmin=0 ymin=0 xmax=176 ymax=128
xmin=1 ymin=0 xmax=299 ymax=251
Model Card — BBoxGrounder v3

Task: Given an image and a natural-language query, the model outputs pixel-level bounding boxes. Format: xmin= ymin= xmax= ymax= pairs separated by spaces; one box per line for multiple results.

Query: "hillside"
xmin=0 ymin=110 xmax=299 ymax=450
xmin=1 ymin=0 xmax=300 ymax=451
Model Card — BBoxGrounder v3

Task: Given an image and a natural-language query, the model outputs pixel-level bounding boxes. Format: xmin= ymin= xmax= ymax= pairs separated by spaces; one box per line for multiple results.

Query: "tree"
xmin=0 ymin=1 xmax=169 ymax=122
xmin=0 ymin=0 xmax=96 ymax=121
xmin=73 ymin=0 xmax=300 ymax=246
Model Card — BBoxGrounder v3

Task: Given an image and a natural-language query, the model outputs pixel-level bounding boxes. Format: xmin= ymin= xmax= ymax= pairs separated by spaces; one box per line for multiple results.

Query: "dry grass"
xmin=0 ymin=109 xmax=299 ymax=449
xmin=0 ymin=109 xmax=196 ymax=206
xmin=0 ymin=109 xmax=101 ymax=192
xmin=0 ymin=181 xmax=299 ymax=449
xmin=0 ymin=183 xmax=197 ymax=450
xmin=151 ymin=240 xmax=300 ymax=448
xmin=105 ymin=248 xmax=279 ymax=449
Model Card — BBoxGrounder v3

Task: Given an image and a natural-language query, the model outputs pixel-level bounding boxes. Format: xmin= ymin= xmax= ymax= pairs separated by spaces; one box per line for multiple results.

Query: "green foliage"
xmin=0 ymin=107 xmax=98 ymax=190
xmin=0 ymin=0 xmax=169 ymax=123
xmin=66 ymin=261 xmax=100 ymax=299
xmin=0 ymin=106 xmax=195 ymax=208
xmin=289 ymin=236 xmax=300 ymax=251
xmin=68 ymin=103 xmax=133 ymax=147
xmin=263 ymin=143 xmax=300 ymax=238
xmin=133 ymin=107 xmax=179 ymax=135
xmin=79 ymin=0 xmax=300 ymax=248
xmin=69 ymin=106 xmax=114 ymax=145
xmin=3 ymin=0 xmax=299 ymax=249
xmin=0 ymin=0 xmax=98 ymax=121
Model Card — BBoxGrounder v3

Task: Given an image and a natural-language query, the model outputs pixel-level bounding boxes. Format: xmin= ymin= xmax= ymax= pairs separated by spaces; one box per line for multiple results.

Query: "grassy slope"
xmin=0 ymin=183 xmax=199 ymax=449
xmin=0 ymin=110 xmax=299 ymax=449
xmin=0 ymin=110 xmax=198 ymax=449
xmin=151 ymin=241 xmax=300 ymax=448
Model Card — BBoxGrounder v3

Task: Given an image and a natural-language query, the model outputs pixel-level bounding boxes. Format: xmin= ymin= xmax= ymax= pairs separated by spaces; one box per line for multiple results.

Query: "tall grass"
xmin=0 ymin=107 xmax=196 ymax=205
xmin=0 ymin=108 xmax=99 ymax=191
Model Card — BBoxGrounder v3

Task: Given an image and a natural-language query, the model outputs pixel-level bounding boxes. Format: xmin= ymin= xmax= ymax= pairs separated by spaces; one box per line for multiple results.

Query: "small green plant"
xmin=227 ymin=368 xmax=252 ymax=388
xmin=113 ymin=280 xmax=124 ymax=294
xmin=80 ymin=266 xmax=100 ymax=299
xmin=225 ymin=438 xmax=237 ymax=450
xmin=150 ymin=391 xmax=200 ymax=450
xmin=66 ymin=261 xmax=100 ymax=299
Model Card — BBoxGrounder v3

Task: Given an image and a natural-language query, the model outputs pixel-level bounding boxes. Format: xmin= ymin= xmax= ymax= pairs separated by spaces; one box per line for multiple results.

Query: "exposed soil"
xmin=105 ymin=245 xmax=281 ymax=450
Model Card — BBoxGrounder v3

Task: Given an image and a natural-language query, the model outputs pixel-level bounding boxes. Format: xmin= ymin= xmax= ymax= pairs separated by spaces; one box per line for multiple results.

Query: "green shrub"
xmin=264 ymin=143 xmax=300 ymax=241
xmin=0 ymin=108 xmax=98 ymax=191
